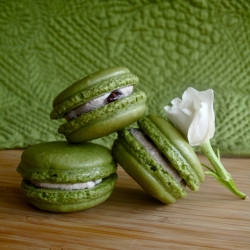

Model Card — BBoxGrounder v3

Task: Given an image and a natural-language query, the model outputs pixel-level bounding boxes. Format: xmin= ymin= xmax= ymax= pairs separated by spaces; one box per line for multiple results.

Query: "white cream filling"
xmin=65 ymin=85 xmax=133 ymax=120
xmin=31 ymin=179 xmax=102 ymax=190
xmin=130 ymin=128 xmax=183 ymax=183
xmin=84 ymin=85 xmax=134 ymax=112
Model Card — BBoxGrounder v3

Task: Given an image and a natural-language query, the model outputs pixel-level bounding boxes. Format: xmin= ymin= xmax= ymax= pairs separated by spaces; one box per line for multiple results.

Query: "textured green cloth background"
xmin=0 ymin=0 xmax=250 ymax=156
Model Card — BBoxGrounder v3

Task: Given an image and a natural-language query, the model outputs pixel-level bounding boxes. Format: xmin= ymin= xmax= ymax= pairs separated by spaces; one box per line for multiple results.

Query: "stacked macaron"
xmin=50 ymin=66 xmax=147 ymax=142
xmin=112 ymin=114 xmax=204 ymax=204
xmin=17 ymin=66 xmax=148 ymax=212
xmin=17 ymin=66 xmax=204 ymax=212
xmin=17 ymin=142 xmax=117 ymax=212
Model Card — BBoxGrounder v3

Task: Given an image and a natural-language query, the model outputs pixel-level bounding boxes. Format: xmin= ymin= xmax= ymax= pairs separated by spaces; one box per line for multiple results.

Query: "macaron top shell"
xmin=137 ymin=114 xmax=204 ymax=190
xmin=51 ymin=66 xmax=138 ymax=119
xmin=17 ymin=141 xmax=117 ymax=183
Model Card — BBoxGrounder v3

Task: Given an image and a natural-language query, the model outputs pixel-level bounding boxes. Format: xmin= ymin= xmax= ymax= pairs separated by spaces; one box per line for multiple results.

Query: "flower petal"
xmin=164 ymin=87 xmax=215 ymax=146
xmin=164 ymin=105 xmax=193 ymax=139
xmin=183 ymin=87 xmax=214 ymax=110
xmin=187 ymin=102 xmax=215 ymax=146
xmin=182 ymin=87 xmax=199 ymax=101
xmin=198 ymin=89 xmax=214 ymax=106
xmin=171 ymin=98 xmax=183 ymax=107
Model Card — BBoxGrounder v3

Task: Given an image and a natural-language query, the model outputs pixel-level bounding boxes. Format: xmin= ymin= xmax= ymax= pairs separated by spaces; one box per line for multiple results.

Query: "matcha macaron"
xmin=17 ymin=141 xmax=117 ymax=212
xmin=50 ymin=66 xmax=147 ymax=143
xmin=112 ymin=114 xmax=204 ymax=204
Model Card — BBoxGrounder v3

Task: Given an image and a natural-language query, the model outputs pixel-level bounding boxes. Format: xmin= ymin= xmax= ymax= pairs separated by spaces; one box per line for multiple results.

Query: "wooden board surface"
xmin=0 ymin=150 xmax=249 ymax=250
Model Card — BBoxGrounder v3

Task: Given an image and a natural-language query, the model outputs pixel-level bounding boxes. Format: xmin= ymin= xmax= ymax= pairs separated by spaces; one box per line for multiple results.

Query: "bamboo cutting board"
xmin=0 ymin=150 xmax=249 ymax=250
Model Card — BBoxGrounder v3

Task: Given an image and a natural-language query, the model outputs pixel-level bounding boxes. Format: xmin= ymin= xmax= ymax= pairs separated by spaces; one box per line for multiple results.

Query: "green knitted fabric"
xmin=1 ymin=0 xmax=250 ymax=156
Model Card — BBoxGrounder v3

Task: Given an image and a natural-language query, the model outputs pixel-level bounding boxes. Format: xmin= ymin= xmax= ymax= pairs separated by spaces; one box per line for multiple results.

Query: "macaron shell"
xmin=17 ymin=162 xmax=116 ymax=184
xmin=17 ymin=141 xmax=117 ymax=183
xmin=139 ymin=114 xmax=205 ymax=184
xmin=112 ymin=138 xmax=182 ymax=204
xmin=51 ymin=69 xmax=138 ymax=119
xmin=62 ymin=92 xmax=147 ymax=143
xmin=29 ymin=192 xmax=111 ymax=213
xmin=21 ymin=173 xmax=117 ymax=212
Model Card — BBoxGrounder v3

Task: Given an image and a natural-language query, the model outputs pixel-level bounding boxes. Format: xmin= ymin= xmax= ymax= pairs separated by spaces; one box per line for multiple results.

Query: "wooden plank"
xmin=0 ymin=150 xmax=249 ymax=249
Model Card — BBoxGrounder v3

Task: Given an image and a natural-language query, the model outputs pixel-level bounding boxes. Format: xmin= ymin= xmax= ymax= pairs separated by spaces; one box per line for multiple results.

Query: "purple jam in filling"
xmin=107 ymin=90 xmax=124 ymax=103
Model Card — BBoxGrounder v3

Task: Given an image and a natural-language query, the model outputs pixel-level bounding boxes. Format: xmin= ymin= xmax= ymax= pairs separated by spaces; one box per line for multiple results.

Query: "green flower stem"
xmin=200 ymin=140 xmax=247 ymax=199
xmin=201 ymin=141 xmax=228 ymax=179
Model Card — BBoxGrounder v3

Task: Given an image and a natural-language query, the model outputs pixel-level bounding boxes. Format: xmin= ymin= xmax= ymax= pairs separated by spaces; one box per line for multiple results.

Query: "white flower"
xmin=164 ymin=87 xmax=215 ymax=146
xmin=164 ymin=87 xmax=247 ymax=199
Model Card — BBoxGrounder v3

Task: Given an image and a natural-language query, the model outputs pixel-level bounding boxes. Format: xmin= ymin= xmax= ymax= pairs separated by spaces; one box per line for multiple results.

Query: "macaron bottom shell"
xmin=21 ymin=173 xmax=117 ymax=212
xmin=112 ymin=138 xmax=187 ymax=204
xmin=64 ymin=92 xmax=147 ymax=143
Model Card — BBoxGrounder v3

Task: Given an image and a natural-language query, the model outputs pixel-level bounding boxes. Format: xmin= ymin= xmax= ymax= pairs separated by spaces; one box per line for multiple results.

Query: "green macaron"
xmin=112 ymin=114 xmax=204 ymax=204
xmin=17 ymin=141 xmax=117 ymax=212
xmin=50 ymin=66 xmax=147 ymax=143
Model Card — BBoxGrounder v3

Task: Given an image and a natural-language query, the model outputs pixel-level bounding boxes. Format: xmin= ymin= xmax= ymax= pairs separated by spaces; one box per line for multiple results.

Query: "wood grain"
xmin=0 ymin=150 xmax=249 ymax=250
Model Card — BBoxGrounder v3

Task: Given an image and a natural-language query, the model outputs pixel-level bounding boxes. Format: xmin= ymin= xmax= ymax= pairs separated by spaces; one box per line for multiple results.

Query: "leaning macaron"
xmin=17 ymin=141 xmax=117 ymax=212
xmin=112 ymin=114 xmax=204 ymax=204
xmin=50 ymin=66 xmax=147 ymax=143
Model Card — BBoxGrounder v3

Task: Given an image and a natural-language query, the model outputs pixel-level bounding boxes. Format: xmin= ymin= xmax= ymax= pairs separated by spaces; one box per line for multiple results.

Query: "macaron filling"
xmin=64 ymin=85 xmax=133 ymax=121
xmin=31 ymin=179 xmax=102 ymax=190
xmin=129 ymin=128 xmax=185 ymax=187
